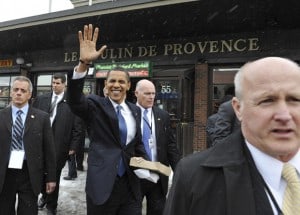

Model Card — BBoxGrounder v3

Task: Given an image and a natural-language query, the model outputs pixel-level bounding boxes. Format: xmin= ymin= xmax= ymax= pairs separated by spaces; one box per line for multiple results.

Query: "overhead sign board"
xmin=94 ymin=61 xmax=152 ymax=78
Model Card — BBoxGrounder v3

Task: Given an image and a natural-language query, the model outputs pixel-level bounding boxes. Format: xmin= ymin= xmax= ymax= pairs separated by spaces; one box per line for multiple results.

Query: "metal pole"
xmin=49 ymin=0 xmax=52 ymax=12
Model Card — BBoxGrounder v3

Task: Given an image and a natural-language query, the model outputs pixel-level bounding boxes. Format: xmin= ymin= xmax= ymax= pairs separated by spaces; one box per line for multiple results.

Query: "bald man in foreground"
xmin=164 ymin=57 xmax=300 ymax=215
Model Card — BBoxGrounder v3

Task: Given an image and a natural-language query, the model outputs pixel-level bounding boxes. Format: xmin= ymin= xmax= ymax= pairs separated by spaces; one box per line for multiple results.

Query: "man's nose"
xmin=274 ymin=103 xmax=292 ymax=122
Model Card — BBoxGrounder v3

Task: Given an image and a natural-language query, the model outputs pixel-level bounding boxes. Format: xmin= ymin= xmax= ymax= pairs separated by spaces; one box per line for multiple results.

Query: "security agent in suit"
xmin=33 ymin=73 xmax=82 ymax=214
xmin=0 ymin=76 xmax=56 ymax=215
xmin=206 ymin=95 xmax=240 ymax=147
xmin=67 ymin=24 xmax=147 ymax=215
xmin=63 ymin=117 xmax=86 ymax=179
xmin=135 ymin=79 xmax=181 ymax=215
xmin=211 ymin=98 xmax=240 ymax=146
xmin=164 ymin=57 xmax=300 ymax=215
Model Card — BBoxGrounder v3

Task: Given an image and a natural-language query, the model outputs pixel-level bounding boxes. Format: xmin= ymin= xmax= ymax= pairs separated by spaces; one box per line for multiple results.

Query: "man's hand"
xmin=77 ymin=24 xmax=107 ymax=72
xmin=46 ymin=182 xmax=56 ymax=194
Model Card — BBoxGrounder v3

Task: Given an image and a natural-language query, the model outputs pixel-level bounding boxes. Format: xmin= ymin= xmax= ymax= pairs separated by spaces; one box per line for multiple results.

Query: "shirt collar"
xmin=53 ymin=92 xmax=64 ymax=100
xmin=136 ymin=103 xmax=152 ymax=112
xmin=109 ymin=98 xmax=126 ymax=110
xmin=12 ymin=104 xmax=29 ymax=115
xmin=246 ymin=140 xmax=300 ymax=190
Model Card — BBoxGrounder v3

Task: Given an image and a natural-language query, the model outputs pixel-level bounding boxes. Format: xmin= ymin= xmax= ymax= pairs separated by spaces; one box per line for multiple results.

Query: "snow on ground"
xmin=38 ymin=154 xmax=172 ymax=214
xmin=38 ymin=158 xmax=87 ymax=215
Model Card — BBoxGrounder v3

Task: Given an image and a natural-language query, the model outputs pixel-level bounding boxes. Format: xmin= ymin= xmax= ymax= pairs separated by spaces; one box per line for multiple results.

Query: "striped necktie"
xmin=12 ymin=110 xmax=24 ymax=150
xmin=282 ymin=163 xmax=300 ymax=215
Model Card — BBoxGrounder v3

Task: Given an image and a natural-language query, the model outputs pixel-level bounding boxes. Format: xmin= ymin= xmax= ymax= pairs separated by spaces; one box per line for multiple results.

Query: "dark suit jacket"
xmin=206 ymin=113 xmax=218 ymax=147
xmin=67 ymin=75 xmax=147 ymax=205
xmin=0 ymin=106 xmax=56 ymax=196
xmin=152 ymin=106 xmax=181 ymax=195
xmin=164 ymin=129 xmax=273 ymax=215
xmin=33 ymin=92 xmax=82 ymax=170
xmin=211 ymin=100 xmax=240 ymax=146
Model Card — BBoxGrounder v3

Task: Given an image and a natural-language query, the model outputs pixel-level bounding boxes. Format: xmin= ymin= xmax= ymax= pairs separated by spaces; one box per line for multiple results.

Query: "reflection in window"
xmin=153 ymin=79 xmax=180 ymax=116
xmin=36 ymin=74 xmax=53 ymax=96
xmin=212 ymin=68 xmax=239 ymax=100
xmin=83 ymin=80 xmax=96 ymax=95
xmin=37 ymin=75 xmax=52 ymax=85
xmin=211 ymin=67 xmax=239 ymax=113
xmin=0 ymin=76 xmax=17 ymax=108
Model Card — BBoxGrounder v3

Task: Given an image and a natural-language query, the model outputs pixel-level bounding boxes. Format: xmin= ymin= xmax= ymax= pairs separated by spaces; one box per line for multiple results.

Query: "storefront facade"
xmin=1 ymin=0 xmax=300 ymax=155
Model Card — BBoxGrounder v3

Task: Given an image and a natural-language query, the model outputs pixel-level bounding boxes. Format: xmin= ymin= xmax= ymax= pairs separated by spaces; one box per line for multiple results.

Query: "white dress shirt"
xmin=110 ymin=99 xmax=136 ymax=145
xmin=50 ymin=92 xmax=64 ymax=125
xmin=136 ymin=104 xmax=157 ymax=161
xmin=246 ymin=141 xmax=300 ymax=215
xmin=72 ymin=69 xmax=137 ymax=144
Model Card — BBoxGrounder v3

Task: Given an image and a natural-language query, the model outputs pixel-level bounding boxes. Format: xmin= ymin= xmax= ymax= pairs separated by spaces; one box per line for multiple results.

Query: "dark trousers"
xmin=86 ymin=175 xmax=142 ymax=215
xmin=140 ymin=179 xmax=166 ymax=215
xmin=41 ymin=164 xmax=64 ymax=211
xmin=67 ymin=154 xmax=77 ymax=178
xmin=76 ymin=139 xmax=85 ymax=169
xmin=0 ymin=162 xmax=38 ymax=215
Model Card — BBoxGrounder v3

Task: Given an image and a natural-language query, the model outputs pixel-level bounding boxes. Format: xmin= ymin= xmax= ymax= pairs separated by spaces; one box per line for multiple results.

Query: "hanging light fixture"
xmin=16 ymin=57 xmax=25 ymax=65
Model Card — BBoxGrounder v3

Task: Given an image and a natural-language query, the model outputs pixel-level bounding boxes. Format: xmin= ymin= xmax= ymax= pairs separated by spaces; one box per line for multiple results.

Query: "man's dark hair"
xmin=225 ymin=86 xmax=235 ymax=96
xmin=220 ymin=94 xmax=233 ymax=105
xmin=107 ymin=67 xmax=130 ymax=82
xmin=53 ymin=73 xmax=66 ymax=83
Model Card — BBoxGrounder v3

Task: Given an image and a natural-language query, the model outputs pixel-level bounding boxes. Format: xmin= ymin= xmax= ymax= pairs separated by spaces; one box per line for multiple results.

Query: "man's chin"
xmin=13 ymin=103 xmax=23 ymax=108
xmin=110 ymin=95 xmax=125 ymax=104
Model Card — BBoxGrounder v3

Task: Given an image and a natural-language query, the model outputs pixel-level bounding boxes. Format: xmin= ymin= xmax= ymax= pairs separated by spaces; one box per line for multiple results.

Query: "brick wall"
xmin=193 ymin=63 xmax=208 ymax=152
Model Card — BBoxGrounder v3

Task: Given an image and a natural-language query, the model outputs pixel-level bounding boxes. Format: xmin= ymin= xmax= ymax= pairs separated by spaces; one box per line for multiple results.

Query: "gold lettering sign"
xmin=0 ymin=59 xmax=13 ymax=67
xmin=64 ymin=38 xmax=260 ymax=62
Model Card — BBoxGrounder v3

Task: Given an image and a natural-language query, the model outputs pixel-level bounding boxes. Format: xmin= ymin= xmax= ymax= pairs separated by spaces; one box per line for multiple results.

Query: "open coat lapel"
xmin=104 ymin=97 xmax=120 ymax=145
xmin=24 ymin=107 xmax=36 ymax=135
xmin=202 ymin=130 xmax=257 ymax=215
xmin=3 ymin=107 xmax=13 ymax=135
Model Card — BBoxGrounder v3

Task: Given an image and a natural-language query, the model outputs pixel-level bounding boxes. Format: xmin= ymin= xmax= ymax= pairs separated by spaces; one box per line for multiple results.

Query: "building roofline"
xmin=0 ymin=0 xmax=196 ymax=31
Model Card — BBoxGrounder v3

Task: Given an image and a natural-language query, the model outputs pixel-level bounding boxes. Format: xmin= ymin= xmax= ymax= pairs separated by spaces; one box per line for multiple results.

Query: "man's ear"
xmin=232 ymin=97 xmax=242 ymax=121
xmin=127 ymin=82 xmax=131 ymax=91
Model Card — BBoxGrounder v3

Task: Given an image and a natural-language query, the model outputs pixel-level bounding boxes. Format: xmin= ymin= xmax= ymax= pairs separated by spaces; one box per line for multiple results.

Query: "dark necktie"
xmin=49 ymin=95 xmax=58 ymax=117
xmin=143 ymin=109 xmax=152 ymax=160
xmin=117 ymin=105 xmax=127 ymax=176
xmin=12 ymin=110 xmax=24 ymax=150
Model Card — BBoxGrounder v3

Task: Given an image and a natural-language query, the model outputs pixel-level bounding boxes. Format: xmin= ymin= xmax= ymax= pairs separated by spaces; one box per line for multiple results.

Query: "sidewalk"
xmin=38 ymin=159 xmax=87 ymax=215
xmin=38 ymin=154 xmax=172 ymax=215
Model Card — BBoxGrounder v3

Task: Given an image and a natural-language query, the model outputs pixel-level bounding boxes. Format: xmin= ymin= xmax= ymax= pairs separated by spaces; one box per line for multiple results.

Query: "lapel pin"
xmin=31 ymin=115 xmax=35 ymax=118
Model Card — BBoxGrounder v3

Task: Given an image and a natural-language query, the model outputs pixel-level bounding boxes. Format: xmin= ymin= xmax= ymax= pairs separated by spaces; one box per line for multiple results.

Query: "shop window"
xmin=211 ymin=67 xmax=239 ymax=112
xmin=35 ymin=73 xmax=96 ymax=97
xmin=153 ymin=79 xmax=180 ymax=115
xmin=83 ymin=79 xmax=96 ymax=95
xmin=36 ymin=74 xmax=53 ymax=96
xmin=0 ymin=76 xmax=18 ymax=109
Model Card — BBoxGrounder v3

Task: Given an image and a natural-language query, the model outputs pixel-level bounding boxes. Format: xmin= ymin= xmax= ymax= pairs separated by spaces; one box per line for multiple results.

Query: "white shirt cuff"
xmin=72 ymin=67 xmax=87 ymax=79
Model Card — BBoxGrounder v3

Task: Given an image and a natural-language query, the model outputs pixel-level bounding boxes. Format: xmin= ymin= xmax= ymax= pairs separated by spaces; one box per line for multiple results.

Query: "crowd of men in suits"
xmin=0 ymin=25 xmax=181 ymax=215
xmin=3 ymin=23 xmax=299 ymax=215
xmin=0 ymin=69 xmax=181 ymax=215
